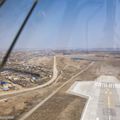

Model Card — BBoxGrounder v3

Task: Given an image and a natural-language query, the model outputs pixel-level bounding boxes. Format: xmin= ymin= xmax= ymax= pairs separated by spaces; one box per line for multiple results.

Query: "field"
xmin=0 ymin=51 xmax=120 ymax=120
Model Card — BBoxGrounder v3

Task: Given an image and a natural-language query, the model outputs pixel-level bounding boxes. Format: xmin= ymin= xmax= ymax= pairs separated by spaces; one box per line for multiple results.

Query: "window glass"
xmin=0 ymin=0 xmax=34 ymax=62
xmin=1 ymin=0 xmax=120 ymax=119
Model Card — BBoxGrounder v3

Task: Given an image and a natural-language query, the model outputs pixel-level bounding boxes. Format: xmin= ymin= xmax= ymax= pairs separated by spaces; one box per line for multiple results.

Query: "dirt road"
xmin=19 ymin=59 xmax=120 ymax=120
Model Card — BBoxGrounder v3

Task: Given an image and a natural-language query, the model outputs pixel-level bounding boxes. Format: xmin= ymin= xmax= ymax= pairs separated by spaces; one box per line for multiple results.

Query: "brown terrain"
xmin=0 ymin=52 xmax=120 ymax=120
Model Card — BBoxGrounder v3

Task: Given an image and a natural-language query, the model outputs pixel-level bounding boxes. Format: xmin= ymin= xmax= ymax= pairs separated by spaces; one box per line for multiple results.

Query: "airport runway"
xmin=68 ymin=75 xmax=120 ymax=120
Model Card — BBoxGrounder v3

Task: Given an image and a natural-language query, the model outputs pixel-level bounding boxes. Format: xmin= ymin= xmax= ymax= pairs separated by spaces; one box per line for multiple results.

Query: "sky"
xmin=0 ymin=0 xmax=120 ymax=50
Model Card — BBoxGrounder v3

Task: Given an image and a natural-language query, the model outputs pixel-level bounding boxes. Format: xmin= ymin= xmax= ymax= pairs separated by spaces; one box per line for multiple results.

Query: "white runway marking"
xmin=108 ymin=116 xmax=111 ymax=120
xmin=96 ymin=117 xmax=99 ymax=120
xmin=95 ymin=82 xmax=120 ymax=89
xmin=108 ymin=95 xmax=111 ymax=108
xmin=68 ymin=75 xmax=120 ymax=120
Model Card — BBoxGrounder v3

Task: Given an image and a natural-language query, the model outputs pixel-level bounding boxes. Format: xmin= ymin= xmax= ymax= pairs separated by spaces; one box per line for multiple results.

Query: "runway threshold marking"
xmin=95 ymin=82 xmax=120 ymax=89
xmin=68 ymin=75 xmax=119 ymax=120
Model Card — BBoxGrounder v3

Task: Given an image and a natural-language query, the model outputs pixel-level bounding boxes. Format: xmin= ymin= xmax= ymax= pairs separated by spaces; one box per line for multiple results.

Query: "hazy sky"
xmin=0 ymin=0 xmax=120 ymax=50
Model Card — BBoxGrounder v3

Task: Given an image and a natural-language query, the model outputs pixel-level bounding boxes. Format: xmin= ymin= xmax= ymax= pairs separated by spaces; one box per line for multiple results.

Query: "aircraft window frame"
xmin=0 ymin=0 xmax=38 ymax=70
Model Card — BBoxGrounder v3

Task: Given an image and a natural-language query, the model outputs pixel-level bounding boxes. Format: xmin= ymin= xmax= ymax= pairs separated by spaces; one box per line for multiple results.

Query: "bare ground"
xmin=1 ymin=55 xmax=120 ymax=120
xmin=0 ymin=57 xmax=89 ymax=120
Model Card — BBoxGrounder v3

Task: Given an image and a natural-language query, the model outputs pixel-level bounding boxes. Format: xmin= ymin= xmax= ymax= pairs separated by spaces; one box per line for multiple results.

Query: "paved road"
xmin=68 ymin=75 xmax=120 ymax=120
